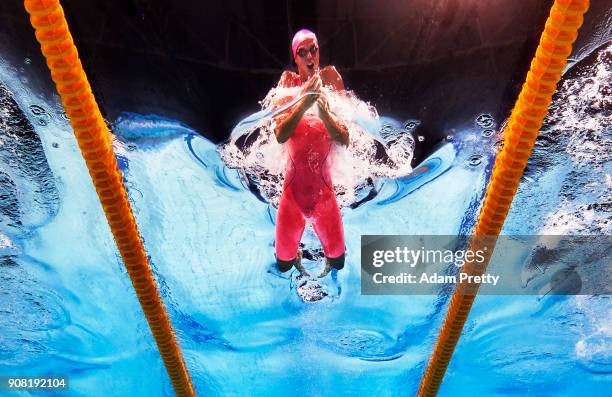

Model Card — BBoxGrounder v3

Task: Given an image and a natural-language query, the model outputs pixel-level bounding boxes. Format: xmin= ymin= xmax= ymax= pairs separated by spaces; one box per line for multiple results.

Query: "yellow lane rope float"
xmin=23 ymin=1 xmax=196 ymax=395
xmin=417 ymin=1 xmax=590 ymax=396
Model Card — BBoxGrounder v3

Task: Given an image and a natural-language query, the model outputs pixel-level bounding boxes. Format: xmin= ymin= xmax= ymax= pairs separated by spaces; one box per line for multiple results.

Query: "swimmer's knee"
xmin=326 ymin=253 xmax=345 ymax=270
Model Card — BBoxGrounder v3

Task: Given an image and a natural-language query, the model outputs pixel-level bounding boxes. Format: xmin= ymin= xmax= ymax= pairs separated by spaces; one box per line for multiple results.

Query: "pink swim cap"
xmin=292 ymin=29 xmax=318 ymax=58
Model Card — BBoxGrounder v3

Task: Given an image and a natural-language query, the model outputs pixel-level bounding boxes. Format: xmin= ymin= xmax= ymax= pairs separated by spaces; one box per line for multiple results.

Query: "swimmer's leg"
xmin=275 ymin=189 xmax=307 ymax=274
xmin=311 ymin=190 xmax=346 ymax=277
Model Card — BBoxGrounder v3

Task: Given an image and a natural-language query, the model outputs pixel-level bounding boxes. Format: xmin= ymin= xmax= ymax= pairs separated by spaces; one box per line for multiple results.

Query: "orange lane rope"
xmin=23 ymin=1 xmax=196 ymax=396
xmin=417 ymin=1 xmax=590 ymax=396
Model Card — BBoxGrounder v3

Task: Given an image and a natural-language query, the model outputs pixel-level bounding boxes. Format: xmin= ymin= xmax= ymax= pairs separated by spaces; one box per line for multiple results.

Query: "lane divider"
xmin=417 ymin=1 xmax=590 ymax=396
xmin=23 ymin=1 xmax=196 ymax=396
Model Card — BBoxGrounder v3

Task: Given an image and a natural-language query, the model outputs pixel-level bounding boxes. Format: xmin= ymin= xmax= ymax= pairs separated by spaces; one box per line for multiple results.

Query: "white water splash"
xmin=540 ymin=43 xmax=612 ymax=235
xmin=218 ymin=84 xmax=415 ymax=207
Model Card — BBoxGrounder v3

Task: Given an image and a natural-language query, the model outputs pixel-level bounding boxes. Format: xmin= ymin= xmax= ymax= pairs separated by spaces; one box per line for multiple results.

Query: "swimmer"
xmin=273 ymin=29 xmax=350 ymax=278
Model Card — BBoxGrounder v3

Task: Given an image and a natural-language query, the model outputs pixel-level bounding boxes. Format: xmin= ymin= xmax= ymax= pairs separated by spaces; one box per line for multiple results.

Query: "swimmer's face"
xmin=294 ymin=38 xmax=319 ymax=80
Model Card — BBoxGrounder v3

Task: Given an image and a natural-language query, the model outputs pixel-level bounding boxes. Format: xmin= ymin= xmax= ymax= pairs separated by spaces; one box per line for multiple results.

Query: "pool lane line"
xmin=22 ymin=1 xmax=196 ymax=396
xmin=417 ymin=1 xmax=591 ymax=396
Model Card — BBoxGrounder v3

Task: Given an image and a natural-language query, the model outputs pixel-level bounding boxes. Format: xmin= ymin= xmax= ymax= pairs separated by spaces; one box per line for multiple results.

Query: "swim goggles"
xmin=297 ymin=45 xmax=318 ymax=58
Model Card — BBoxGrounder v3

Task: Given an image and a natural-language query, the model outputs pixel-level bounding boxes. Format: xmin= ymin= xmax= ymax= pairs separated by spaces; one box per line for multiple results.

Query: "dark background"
xmin=0 ymin=0 xmax=609 ymax=162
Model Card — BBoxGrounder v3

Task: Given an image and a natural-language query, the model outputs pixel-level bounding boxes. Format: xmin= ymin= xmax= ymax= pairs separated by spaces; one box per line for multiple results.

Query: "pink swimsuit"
xmin=275 ymin=103 xmax=345 ymax=263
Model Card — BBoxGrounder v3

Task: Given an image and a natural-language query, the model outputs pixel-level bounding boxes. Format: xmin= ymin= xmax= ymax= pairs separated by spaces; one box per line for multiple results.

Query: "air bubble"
xmin=52 ymin=142 xmax=59 ymax=148
xmin=37 ymin=118 xmax=48 ymax=126
xmin=467 ymin=154 xmax=483 ymax=167
xmin=24 ymin=58 xmax=31 ymax=65
xmin=403 ymin=119 xmax=420 ymax=130
xmin=483 ymin=129 xmax=494 ymax=137
xmin=417 ymin=135 xmax=425 ymax=142
xmin=476 ymin=114 xmax=495 ymax=129
xmin=446 ymin=135 xmax=454 ymax=142
xmin=29 ymin=104 xmax=47 ymax=116
xmin=256 ymin=152 xmax=264 ymax=160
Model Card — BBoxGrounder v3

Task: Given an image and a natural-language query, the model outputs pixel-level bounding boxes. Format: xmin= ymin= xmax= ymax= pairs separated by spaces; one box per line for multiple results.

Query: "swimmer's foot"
xmin=318 ymin=254 xmax=345 ymax=278
xmin=293 ymin=251 xmax=310 ymax=278
xmin=318 ymin=259 xmax=335 ymax=278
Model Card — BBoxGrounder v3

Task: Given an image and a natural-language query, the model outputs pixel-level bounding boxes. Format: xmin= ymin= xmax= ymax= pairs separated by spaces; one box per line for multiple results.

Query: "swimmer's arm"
xmin=319 ymin=66 xmax=349 ymax=146
xmin=272 ymin=71 xmax=302 ymax=142
xmin=269 ymin=71 xmax=297 ymax=109
xmin=274 ymin=72 xmax=321 ymax=143
xmin=317 ymin=99 xmax=350 ymax=146
xmin=321 ymin=66 xmax=344 ymax=91
xmin=274 ymin=104 xmax=310 ymax=143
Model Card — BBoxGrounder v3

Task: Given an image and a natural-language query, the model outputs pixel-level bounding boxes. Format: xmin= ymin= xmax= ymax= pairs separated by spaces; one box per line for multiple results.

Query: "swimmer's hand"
xmin=302 ymin=73 xmax=322 ymax=94
xmin=299 ymin=74 xmax=322 ymax=110
xmin=316 ymin=95 xmax=331 ymax=115
xmin=317 ymin=97 xmax=350 ymax=146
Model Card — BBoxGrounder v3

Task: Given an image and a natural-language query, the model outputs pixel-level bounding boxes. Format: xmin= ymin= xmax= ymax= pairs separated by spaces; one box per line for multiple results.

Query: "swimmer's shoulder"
xmin=321 ymin=66 xmax=344 ymax=90
xmin=278 ymin=71 xmax=299 ymax=88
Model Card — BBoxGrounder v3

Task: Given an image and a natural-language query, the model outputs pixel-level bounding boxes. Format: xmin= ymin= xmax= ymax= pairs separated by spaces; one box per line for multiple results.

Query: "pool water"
xmin=0 ymin=40 xmax=610 ymax=397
